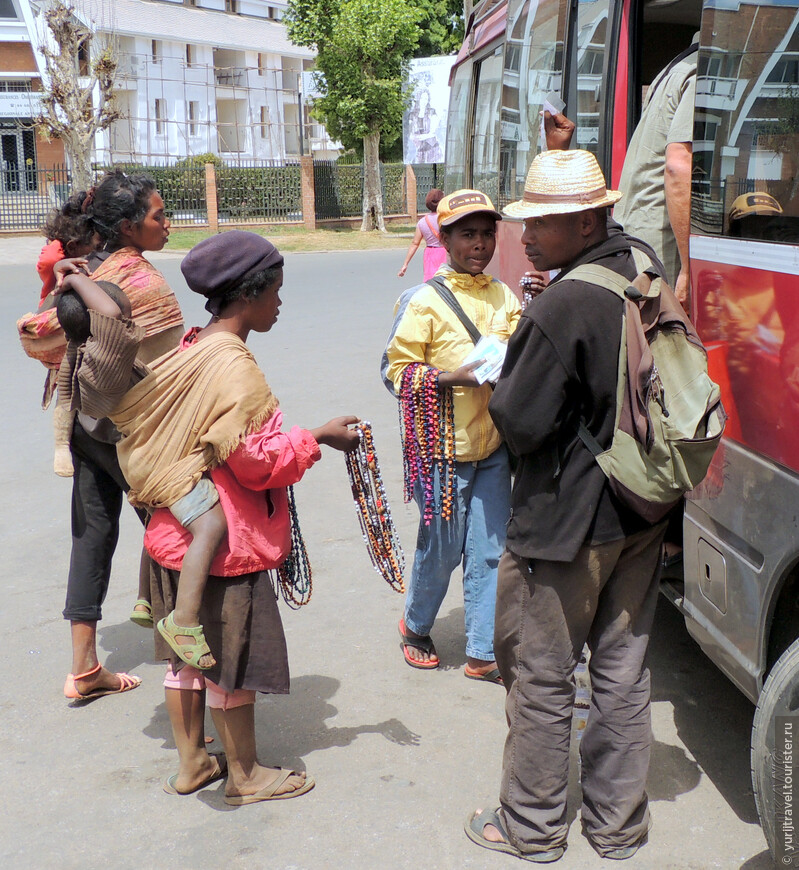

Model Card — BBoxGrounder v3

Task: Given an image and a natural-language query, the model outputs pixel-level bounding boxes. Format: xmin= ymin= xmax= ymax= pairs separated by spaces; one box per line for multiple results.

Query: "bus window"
xmin=499 ymin=0 xmax=566 ymax=206
xmin=573 ymin=0 xmax=611 ymax=155
xmin=444 ymin=60 xmax=473 ymax=193
xmin=692 ymin=0 xmax=799 ymax=243
xmin=472 ymin=48 xmax=504 ymax=203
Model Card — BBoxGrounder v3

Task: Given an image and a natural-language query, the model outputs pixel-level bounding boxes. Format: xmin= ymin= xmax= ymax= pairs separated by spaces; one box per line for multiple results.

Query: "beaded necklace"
xmin=272 ymin=485 xmax=313 ymax=609
xmin=345 ymin=421 xmax=406 ymax=593
xmin=398 ymin=362 xmax=456 ymax=525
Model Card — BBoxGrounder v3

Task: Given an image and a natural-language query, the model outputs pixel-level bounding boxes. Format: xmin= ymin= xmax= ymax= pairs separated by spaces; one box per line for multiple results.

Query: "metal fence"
xmin=413 ymin=163 xmax=442 ymax=213
xmin=0 ymin=165 xmax=71 ymax=231
xmin=0 ymin=159 xmax=415 ymax=232
xmin=313 ymin=161 xmax=408 ymax=221
xmin=216 ymin=161 xmax=302 ymax=224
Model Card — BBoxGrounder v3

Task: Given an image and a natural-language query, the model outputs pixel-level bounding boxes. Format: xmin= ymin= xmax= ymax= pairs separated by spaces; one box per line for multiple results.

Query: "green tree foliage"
xmin=412 ymin=0 xmax=465 ymax=57
xmin=287 ymin=0 xmax=421 ymax=229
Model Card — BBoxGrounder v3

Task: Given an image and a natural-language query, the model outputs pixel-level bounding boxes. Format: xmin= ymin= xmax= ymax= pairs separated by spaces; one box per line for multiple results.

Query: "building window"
xmin=188 ymin=101 xmax=199 ymax=136
xmin=225 ymin=0 xmax=239 ymax=13
xmin=0 ymin=0 xmax=18 ymax=19
xmin=257 ymin=53 xmax=266 ymax=75
xmin=267 ymin=6 xmax=277 ymax=19
xmin=155 ymin=98 xmax=166 ymax=134
xmin=260 ymin=106 xmax=268 ymax=138
xmin=77 ymin=38 xmax=91 ymax=76
xmin=184 ymin=0 xmax=197 ymax=6
xmin=186 ymin=44 xmax=196 ymax=67
xmin=0 ymin=80 xmax=32 ymax=92
xmin=152 ymin=40 xmax=162 ymax=64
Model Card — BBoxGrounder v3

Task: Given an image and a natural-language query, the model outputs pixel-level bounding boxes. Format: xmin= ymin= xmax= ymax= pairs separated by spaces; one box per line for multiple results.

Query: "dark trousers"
xmin=62 ymin=420 xmax=127 ymax=622
xmin=494 ymin=522 xmax=667 ymax=856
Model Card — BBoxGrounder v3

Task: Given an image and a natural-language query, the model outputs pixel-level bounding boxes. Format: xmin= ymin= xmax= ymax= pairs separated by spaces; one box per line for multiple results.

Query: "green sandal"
xmin=129 ymin=599 xmax=153 ymax=629
xmin=157 ymin=611 xmax=214 ymax=670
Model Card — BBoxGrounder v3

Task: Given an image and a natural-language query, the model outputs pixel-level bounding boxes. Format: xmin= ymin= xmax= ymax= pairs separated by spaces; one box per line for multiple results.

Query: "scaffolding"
xmin=103 ymin=49 xmax=329 ymax=166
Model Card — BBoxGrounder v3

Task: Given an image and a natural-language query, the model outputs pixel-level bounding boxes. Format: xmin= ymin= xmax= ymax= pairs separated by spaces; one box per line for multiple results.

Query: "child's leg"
xmin=158 ymin=501 xmax=227 ymax=669
xmin=53 ymin=405 xmax=75 ymax=477
xmin=174 ymin=502 xmax=227 ymax=628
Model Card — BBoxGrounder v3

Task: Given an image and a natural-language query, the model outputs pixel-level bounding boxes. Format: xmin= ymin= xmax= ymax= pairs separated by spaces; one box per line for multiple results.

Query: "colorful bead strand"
xmin=345 ymin=421 xmax=406 ymax=593
xmin=398 ymin=363 xmax=456 ymax=525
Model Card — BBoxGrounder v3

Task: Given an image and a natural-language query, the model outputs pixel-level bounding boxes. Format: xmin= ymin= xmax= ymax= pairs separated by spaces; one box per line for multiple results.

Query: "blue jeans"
xmin=404 ymin=446 xmax=511 ymax=661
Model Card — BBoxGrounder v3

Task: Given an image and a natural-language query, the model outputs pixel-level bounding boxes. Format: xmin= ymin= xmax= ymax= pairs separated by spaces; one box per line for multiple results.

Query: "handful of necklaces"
xmin=344 ymin=421 xmax=406 ymax=593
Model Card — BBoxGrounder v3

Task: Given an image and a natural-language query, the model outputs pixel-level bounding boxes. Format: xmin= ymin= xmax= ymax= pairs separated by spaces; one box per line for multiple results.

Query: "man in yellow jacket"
xmin=382 ymin=190 xmax=521 ymax=682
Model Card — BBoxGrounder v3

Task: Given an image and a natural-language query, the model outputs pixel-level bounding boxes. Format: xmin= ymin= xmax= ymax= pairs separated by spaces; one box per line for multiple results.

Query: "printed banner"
xmin=403 ymin=56 xmax=455 ymax=165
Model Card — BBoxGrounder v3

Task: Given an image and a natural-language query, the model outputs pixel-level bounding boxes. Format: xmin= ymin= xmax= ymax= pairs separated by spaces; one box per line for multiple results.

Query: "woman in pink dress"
xmin=398 ymin=188 xmax=447 ymax=282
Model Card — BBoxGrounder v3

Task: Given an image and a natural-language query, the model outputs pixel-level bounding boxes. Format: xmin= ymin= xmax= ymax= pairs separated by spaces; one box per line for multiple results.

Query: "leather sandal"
xmin=64 ymin=663 xmax=142 ymax=701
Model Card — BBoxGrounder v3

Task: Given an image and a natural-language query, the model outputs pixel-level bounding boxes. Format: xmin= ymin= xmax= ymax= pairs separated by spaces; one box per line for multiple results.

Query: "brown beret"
xmin=180 ymin=230 xmax=284 ymax=315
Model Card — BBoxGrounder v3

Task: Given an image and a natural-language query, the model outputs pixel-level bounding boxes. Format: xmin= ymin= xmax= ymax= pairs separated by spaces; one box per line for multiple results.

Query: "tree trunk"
xmin=67 ymin=134 xmax=94 ymax=191
xmin=361 ymin=129 xmax=386 ymax=232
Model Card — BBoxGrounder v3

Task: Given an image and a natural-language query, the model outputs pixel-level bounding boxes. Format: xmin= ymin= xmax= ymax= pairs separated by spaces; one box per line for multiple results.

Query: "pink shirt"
xmin=418 ymin=214 xmax=443 ymax=248
xmin=144 ymin=409 xmax=321 ymax=577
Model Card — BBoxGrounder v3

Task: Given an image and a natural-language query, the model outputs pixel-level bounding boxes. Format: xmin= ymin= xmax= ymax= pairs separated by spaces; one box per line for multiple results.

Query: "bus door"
xmin=685 ymin=0 xmax=799 ymax=702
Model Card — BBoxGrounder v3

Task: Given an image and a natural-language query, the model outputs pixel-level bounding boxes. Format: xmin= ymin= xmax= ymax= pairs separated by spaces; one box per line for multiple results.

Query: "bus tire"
xmin=751 ymin=636 xmax=799 ymax=861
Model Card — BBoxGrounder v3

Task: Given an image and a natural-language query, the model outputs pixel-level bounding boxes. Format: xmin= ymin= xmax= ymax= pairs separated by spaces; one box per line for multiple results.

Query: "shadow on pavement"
xmin=739 ymin=849 xmax=778 ymax=869
xmin=649 ymin=596 xmax=759 ymax=825
xmin=98 ymin=619 xmax=157 ymax=676
xmin=139 ymin=672 xmax=421 ymax=763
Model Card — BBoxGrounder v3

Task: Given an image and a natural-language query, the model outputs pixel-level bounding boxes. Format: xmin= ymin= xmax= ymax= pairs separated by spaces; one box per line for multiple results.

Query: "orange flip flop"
xmin=398 ymin=617 xmax=439 ymax=669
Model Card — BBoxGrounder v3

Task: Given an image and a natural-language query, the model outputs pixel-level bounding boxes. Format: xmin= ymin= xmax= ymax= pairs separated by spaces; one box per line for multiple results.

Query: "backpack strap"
xmin=427 ymin=276 xmax=483 ymax=346
xmin=561 ymin=263 xmax=633 ymax=460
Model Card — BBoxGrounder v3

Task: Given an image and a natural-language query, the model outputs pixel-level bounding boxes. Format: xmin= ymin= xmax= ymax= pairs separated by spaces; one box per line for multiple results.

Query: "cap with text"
xmin=437 ymin=189 xmax=503 ymax=228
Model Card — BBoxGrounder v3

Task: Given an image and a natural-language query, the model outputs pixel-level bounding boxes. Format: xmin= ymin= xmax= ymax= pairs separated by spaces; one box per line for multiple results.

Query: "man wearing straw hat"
xmin=465 ymin=149 xmax=669 ymax=863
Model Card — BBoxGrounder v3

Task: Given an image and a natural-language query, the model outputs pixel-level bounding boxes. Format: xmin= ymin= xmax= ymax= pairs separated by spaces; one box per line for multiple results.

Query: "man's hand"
xmin=438 ymin=360 xmax=483 ymax=389
xmin=674 ymin=269 xmax=691 ymax=308
xmin=53 ymin=257 xmax=89 ymax=289
xmin=310 ymin=416 xmax=362 ymax=452
xmin=544 ymin=111 xmax=575 ymax=151
xmin=520 ymin=270 xmax=548 ymax=304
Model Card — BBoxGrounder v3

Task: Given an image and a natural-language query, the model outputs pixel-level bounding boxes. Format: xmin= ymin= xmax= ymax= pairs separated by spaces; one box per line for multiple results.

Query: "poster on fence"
xmin=403 ymin=56 xmax=455 ymax=165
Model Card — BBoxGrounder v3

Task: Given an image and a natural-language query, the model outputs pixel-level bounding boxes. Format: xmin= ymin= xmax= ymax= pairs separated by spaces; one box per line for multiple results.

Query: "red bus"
xmin=444 ymin=0 xmax=799 ymax=859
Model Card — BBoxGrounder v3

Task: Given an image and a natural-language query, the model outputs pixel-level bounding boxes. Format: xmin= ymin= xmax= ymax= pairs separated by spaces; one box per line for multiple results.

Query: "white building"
xmin=21 ymin=0 xmax=339 ymax=166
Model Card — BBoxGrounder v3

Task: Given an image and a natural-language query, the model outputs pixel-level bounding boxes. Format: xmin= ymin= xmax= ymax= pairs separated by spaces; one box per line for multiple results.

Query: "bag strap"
xmin=427 ymin=276 xmax=483 ymax=346
xmin=424 ymin=213 xmax=440 ymax=239
xmin=646 ymin=43 xmax=698 ymax=106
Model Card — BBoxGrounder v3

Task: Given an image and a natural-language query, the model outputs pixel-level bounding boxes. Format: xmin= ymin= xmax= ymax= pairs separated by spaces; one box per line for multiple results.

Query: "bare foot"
xmin=225 ymin=765 xmax=308 ymax=800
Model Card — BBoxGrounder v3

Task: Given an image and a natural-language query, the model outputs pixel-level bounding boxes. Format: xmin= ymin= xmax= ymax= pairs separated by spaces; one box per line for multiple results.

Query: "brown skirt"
xmin=149 ymin=561 xmax=289 ymax=696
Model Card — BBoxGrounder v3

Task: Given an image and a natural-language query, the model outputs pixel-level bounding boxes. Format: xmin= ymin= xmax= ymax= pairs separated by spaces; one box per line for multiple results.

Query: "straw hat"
xmin=504 ymin=150 xmax=623 ymax=219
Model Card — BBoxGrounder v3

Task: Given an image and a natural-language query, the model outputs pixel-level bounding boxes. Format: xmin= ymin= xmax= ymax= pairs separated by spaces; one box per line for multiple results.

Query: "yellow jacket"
xmin=384 ymin=267 xmax=521 ymax=462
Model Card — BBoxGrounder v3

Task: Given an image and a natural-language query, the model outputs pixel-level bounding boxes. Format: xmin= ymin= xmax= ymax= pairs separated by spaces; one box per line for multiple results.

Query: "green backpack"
xmin=567 ymin=249 xmax=726 ymax=523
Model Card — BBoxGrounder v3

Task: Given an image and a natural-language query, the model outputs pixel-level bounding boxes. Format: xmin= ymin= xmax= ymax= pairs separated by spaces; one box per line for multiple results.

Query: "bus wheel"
xmin=751 ymin=636 xmax=799 ymax=860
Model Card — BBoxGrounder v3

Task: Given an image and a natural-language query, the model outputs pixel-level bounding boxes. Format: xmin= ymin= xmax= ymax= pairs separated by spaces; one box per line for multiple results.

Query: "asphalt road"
xmin=0 ymin=238 xmax=774 ymax=868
